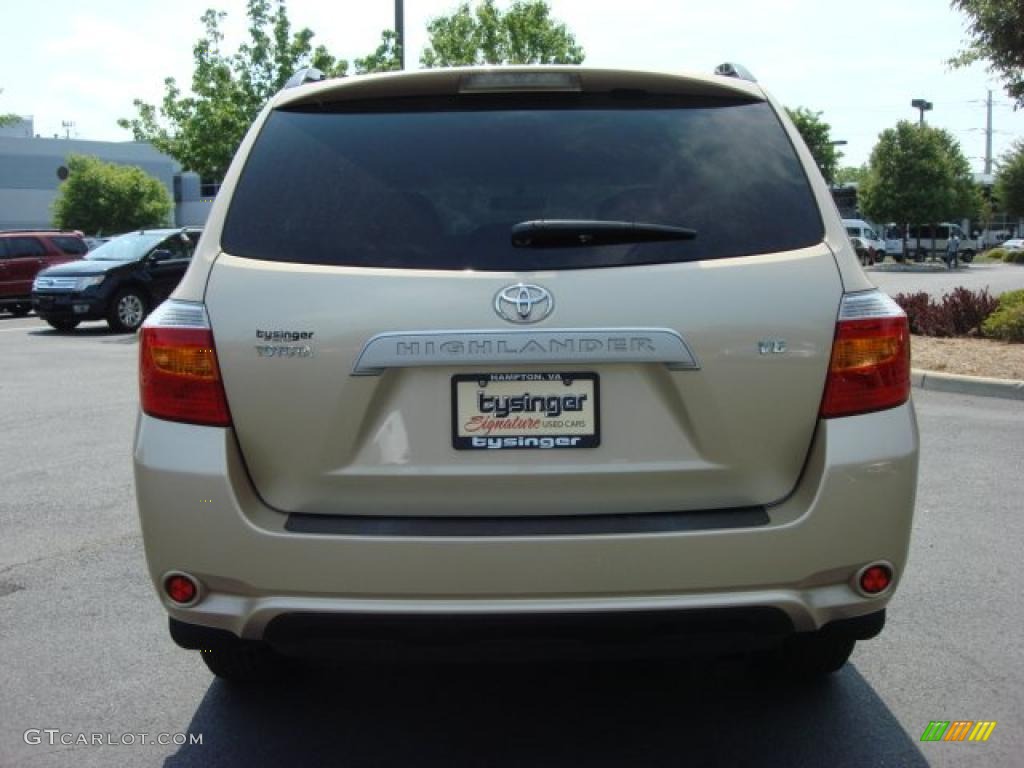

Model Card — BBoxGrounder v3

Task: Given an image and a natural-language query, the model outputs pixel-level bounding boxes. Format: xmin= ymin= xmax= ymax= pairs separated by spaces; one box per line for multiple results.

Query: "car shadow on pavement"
xmin=164 ymin=658 xmax=928 ymax=767
xmin=27 ymin=327 xmax=124 ymax=337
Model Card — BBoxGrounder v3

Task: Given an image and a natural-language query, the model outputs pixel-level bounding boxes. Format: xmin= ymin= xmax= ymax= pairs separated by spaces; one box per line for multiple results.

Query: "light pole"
xmin=910 ymin=99 xmax=933 ymax=126
xmin=395 ymin=0 xmax=405 ymax=70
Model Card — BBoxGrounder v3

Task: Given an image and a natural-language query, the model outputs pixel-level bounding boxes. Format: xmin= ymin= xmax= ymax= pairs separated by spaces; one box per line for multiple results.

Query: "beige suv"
xmin=133 ymin=65 xmax=918 ymax=682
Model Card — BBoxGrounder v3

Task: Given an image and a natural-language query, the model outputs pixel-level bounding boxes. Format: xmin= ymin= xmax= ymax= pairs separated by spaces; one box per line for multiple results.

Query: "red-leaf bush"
xmin=893 ymin=288 xmax=999 ymax=337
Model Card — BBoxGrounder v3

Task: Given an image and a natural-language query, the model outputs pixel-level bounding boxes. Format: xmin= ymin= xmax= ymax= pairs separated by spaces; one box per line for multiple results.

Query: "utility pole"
xmin=395 ymin=0 xmax=405 ymax=70
xmin=984 ymin=89 xmax=993 ymax=175
xmin=61 ymin=120 xmax=74 ymax=139
xmin=911 ymin=98 xmax=933 ymax=126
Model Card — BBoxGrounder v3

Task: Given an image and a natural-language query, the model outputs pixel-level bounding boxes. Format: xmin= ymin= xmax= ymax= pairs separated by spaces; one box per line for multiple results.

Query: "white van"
xmin=883 ymin=225 xmax=905 ymax=260
xmin=842 ymin=219 xmax=885 ymax=263
xmin=906 ymin=223 xmax=977 ymax=263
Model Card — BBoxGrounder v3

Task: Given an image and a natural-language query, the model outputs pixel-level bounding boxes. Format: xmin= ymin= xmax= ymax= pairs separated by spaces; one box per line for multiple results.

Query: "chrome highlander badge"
xmin=494 ymin=283 xmax=553 ymax=324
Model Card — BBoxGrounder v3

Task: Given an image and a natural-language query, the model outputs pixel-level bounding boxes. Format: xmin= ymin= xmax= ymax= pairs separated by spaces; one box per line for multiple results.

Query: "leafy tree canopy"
xmin=995 ymin=139 xmax=1024 ymax=217
xmin=1 ymin=87 xmax=21 ymax=127
xmin=354 ymin=30 xmax=403 ymax=74
xmin=835 ymin=165 xmax=869 ymax=186
xmin=118 ymin=0 xmax=348 ymax=182
xmin=52 ymin=155 xmax=173 ymax=233
xmin=860 ymin=121 xmax=981 ymax=237
xmin=786 ymin=107 xmax=841 ymax=184
xmin=421 ymin=0 xmax=584 ymax=67
xmin=950 ymin=0 xmax=1024 ymax=107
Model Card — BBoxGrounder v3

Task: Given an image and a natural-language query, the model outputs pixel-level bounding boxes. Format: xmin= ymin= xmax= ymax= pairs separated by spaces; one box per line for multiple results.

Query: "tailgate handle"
xmin=352 ymin=328 xmax=700 ymax=376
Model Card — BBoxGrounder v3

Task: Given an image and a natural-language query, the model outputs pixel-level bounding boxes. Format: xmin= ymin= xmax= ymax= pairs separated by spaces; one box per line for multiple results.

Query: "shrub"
xmin=981 ymin=290 xmax=1024 ymax=342
xmin=893 ymin=288 xmax=999 ymax=337
xmin=943 ymin=286 xmax=1000 ymax=334
xmin=982 ymin=303 xmax=1024 ymax=342
xmin=997 ymin=289 xmax=1024 ymax=308
xmin=52 ymin=154 xmax=171 ymax=233
xmin=1005 ymin=249 xmax=1024 ymax=264
xmin=986 ymin=247 xmax=1007 ymax=261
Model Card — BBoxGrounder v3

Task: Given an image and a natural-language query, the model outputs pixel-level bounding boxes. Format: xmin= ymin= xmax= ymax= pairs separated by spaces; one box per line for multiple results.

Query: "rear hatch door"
xmin=206 ymin=73 xmax=842 ymax=517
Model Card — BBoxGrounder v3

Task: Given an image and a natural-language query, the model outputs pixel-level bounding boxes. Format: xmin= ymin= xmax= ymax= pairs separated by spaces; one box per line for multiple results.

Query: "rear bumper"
xmin=134 ymin=402 xmax=918 ymax=644
xmin=170 ymin=609 xmax=886 ymax=660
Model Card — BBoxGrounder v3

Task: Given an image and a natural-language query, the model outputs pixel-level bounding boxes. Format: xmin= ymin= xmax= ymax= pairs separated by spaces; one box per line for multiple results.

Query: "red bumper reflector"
xmin=859 ymin=564 xmax=893 ymax=595
xmin=164 ymin=574 xmax=198 ymax=604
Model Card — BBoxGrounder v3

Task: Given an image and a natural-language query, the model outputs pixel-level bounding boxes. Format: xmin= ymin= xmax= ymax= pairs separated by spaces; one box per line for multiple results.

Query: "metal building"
xmin=0 ymin=124 xmax=211 ymax=230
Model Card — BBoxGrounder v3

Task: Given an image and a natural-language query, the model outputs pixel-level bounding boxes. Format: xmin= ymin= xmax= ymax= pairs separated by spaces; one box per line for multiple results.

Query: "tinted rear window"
xmin=223 ymin=97 xmax=822 ymax=270
xmin=50 ymin=236 xmax=87 ymax=255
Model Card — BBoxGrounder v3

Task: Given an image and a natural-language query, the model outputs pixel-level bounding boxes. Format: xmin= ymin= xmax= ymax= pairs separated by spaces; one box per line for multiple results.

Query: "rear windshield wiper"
xmin=511 ymin=219 xmax=697 ymax=248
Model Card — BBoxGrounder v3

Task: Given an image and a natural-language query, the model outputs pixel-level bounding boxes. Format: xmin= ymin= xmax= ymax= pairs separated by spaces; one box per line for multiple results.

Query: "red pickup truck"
xmin=0 ymin=230 xmax=87 ymax=316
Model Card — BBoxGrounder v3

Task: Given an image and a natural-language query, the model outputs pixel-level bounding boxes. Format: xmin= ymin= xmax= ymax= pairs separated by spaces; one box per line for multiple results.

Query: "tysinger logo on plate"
xmin=452 ymin=372 xmax=599 ymax=450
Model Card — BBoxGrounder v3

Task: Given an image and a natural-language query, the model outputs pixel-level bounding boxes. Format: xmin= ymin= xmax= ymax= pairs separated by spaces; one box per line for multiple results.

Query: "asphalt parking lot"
xmin=868 ymin=260 xmax=1024 ymax=299
xmin=1 ymin=314 xmax=1022 ymax=767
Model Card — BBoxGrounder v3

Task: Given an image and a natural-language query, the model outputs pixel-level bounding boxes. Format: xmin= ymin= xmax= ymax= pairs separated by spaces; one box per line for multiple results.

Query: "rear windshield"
xmin=222 ymin=97 xmax=823 ymax=270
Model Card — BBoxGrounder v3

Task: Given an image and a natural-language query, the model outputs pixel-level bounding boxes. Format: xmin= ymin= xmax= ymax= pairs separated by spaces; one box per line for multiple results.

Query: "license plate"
xmin=452 ymin=372 xmax=600 ymax=450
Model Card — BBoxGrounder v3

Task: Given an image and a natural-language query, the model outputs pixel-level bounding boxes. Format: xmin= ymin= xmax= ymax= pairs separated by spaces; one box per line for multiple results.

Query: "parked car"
xmin=83 ymin=236 xmax=111 ymax=251
xmin=1000 ymin=238 xmax=1024 ymax=252
xmin=0 ymin=229 xmax=87 ymax=316
xmin=842 ymin=219 xmax=884 ymax=263
xmin=32 ymin=227 xmax=201 ymax=332
xmin=849 ymin=236 xmax=875 ymax=267
xmin=134 ymin=65 xmax=918 ymax=683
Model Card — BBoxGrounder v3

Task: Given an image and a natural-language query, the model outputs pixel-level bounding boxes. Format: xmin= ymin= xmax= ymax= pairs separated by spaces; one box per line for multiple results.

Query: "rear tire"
xmin=960 ymin=250 xmax=974 ymax=263
xmin=200 ymin=643 xmax=289 ymax=684
xmin=107 ymin=288 xmax=148 ymax=333
xmin=8 ymin=303 xmax=31 ymax=317
xmin=45 ymin=318 xmax=79 ymax=332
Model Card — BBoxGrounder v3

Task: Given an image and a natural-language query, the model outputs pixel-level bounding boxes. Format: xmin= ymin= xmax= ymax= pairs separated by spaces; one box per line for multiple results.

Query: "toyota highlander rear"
xmin=133 ymin=65 xmax=918 ymax=682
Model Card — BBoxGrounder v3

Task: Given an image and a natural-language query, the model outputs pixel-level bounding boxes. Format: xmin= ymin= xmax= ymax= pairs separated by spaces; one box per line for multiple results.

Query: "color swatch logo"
xmin=920 ymin=721 xmax=997 ymax=742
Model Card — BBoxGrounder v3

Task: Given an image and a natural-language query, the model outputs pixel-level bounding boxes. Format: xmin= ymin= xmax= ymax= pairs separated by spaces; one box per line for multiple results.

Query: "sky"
xmin=1 ymin=0 xmax=1021 ymax=173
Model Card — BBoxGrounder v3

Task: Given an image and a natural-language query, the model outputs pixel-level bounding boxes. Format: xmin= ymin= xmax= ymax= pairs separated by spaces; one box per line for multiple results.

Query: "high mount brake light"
xmin=139 ymin=301 xmax=231 ymax=427
xmin=820 ymin=291 xmax=911 ymax=419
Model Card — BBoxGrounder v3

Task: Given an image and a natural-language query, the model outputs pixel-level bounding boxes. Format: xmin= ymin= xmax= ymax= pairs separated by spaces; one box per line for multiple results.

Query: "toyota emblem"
xmin=494 ymin=283 xmax=554 ymax=324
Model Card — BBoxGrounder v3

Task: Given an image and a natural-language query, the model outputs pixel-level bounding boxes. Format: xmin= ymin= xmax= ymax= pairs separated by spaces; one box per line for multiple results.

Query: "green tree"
xmin=950 ymin=0 xmax=1024 ymax=107
xmin=421 ymin=0 xmax=584 ymax=67
xmin=118 ymin=0 xmax=347 ymax=183
xmin=52 ymin=155 xmax=173 ymax=233
xmin=1 ymin=87 xmax=21 ymax=127
xmin=995 ymin=139 xmax=1024 ymax=217
xmin=860 ymin=121 xmax=980 ymax=256
xmin=355 ymin=30 xmax=402 ymax=74
xmin=835 ymin=164 xmax=869 ymax=186
xmin=786 ymin=107 xmax=841 ymax=184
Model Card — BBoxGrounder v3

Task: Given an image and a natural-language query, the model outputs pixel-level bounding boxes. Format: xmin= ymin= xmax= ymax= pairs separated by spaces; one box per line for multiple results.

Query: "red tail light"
xmin=820 ymin=291 xmax=910 ymax=418
xmin=139 ymin=301 xmax=231 ymax=426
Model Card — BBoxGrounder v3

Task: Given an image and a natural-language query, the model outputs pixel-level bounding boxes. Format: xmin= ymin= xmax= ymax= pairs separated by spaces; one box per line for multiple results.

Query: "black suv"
xmin=32 ymin=228 xmax=201 ymax=332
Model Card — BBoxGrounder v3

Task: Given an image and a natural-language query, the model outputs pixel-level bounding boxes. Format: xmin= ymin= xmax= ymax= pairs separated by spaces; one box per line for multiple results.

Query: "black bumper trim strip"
xmin=284 ymin=506 xmax=769 ymax=537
